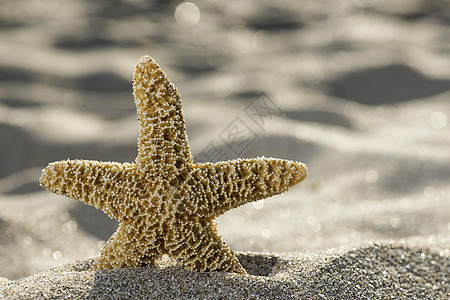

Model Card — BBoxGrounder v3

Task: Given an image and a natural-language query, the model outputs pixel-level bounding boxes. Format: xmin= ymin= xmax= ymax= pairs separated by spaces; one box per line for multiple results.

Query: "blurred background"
xmin=0 ymin=0 xmax=449 ymax=279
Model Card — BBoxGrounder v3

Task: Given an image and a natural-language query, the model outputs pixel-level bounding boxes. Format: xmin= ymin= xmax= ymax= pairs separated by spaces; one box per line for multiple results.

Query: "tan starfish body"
xmin=40 ymin=55 xmax=308 ymax=274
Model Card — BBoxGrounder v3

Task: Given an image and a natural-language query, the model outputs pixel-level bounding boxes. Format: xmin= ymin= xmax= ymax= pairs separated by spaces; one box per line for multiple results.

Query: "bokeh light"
xmin=174 ymin=2 xmax=200 ymax=27
xmin=429 ymin=111 xmax=447 ymax=129
xmin=365 ymin=170 xmax=379 ymax=184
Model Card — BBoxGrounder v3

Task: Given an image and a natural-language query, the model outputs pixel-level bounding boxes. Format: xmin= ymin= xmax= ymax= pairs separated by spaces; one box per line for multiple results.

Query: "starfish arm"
xmin=191 ymin=158 xmax=307 ymax=217
xmin=40 ymin=160 xmax=140 ymax=220
xmin=93 ymin=221 xmax=161 ymax=270
xmin=133 ymin=56 xmax=193 ymax=176
xmin=166 ymin=219 xmax=246 ymax=274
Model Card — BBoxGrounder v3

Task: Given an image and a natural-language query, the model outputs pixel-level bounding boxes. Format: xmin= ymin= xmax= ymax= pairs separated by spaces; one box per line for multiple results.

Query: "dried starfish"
xmin=40 ymin=55 xmax=307 ymax=274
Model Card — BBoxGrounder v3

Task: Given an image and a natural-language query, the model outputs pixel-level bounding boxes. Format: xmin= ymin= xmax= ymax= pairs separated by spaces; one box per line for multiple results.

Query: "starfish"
xmin=40 ymin=55 xmax=308 ymax=274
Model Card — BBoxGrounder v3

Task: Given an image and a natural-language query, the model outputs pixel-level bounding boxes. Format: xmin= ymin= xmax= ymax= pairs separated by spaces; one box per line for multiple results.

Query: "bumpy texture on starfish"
xmin=40 ymin=55 xmax=308 ymax=274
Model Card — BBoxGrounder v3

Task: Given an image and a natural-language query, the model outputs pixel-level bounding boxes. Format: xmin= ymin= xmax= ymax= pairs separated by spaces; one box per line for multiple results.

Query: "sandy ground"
xmin=0 ymin=0 xmax=449 ymax=298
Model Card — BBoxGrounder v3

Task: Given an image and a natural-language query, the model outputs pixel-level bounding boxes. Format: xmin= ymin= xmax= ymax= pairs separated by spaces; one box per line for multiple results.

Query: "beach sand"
xmin=2 ymin=239 xmax=449 ymax=299
xmin=0 ymin=0 xmax=449 ymax=298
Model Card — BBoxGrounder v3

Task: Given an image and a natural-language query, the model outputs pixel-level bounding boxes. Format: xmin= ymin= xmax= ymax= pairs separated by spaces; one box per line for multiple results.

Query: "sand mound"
xmin=1 ymin=239 xmax=448 ymax=299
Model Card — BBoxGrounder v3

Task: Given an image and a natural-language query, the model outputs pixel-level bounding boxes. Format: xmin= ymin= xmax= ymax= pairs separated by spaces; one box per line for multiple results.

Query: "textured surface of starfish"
xmin=39 ymin=55 xmax=308 ymax=274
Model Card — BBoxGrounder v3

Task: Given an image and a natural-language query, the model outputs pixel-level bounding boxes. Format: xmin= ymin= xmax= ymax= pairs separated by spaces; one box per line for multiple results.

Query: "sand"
xmin=1 ymin=238 xmax=449 ymax=299
xmin=0 ymin=0 xmax=449 ymax=298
